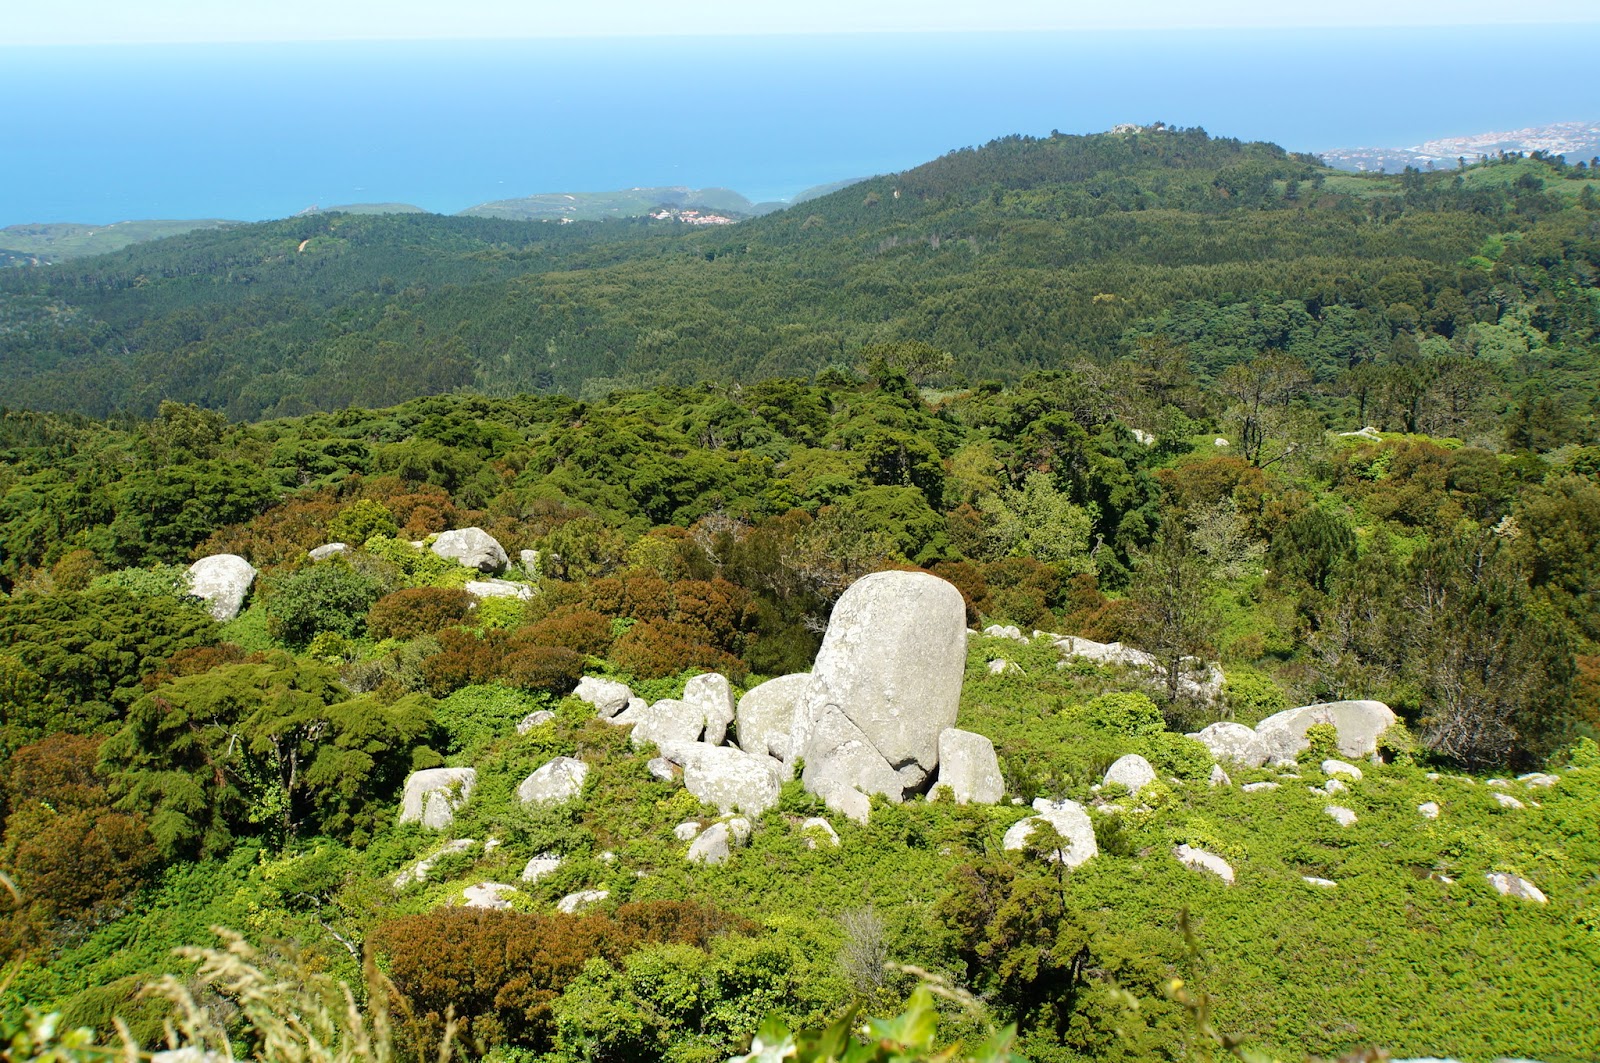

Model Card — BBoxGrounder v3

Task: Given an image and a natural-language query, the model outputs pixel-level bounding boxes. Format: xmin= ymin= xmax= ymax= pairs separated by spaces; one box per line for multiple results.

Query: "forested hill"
xmin=1 ymin=124 xmax=1598 ymax=420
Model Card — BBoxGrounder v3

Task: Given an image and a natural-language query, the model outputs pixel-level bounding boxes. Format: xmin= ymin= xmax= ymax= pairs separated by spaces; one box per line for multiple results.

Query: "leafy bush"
xmin=1221 ymin=669 xmax=1288 ymax=725
xmin=264 ymin=562 xmax=384 ymax=647
xmin=434 ymin=684 xmax=549 ymax=756
xmin=1301 ymin=722 xmax=1340 ymax=763
xmin=325 ymin=498 xmax=398 ymax=545
xmin=1084 ymin=692 xmax=1165 ymax=736
xmin=365 ymin=586 xmax=476 ymax=641
xmin=525 ymin=605 xmax=614 ymax=656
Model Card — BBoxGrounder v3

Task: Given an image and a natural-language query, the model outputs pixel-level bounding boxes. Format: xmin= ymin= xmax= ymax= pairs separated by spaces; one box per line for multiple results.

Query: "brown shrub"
xmin=930 ymin=560 xmax=991 ymax=624
xmin=367 ymin=587 xmax=477 ymax=641
xmin=611 ymin=620 xmax=748 ymax=684
xmin=524 ymin=606 xmax=613 ymax=657
xmin=500 ymin=645 xmax=584 ymax=695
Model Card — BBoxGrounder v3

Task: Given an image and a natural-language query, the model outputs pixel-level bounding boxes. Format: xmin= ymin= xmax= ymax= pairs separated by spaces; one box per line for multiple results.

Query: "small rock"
xmin=399 ymin=768 xmax=477 ymax=830
xmin=983 ymin=624 xmax=1028 ymax=643
xmin=1323 ymin=779 xmax=1347 ymax=794
xmin=574 ymin=676 xmax=634 ymax=719
xmin=430 ymin=527 xmax=509 ymax=573
xmin=598 ymin=851 xmax=616 ymax=863
xmin=683 ymin=673 xmax=736 ymax=746
xmin=1270 ymin=758 xmax=1298 ymax=770
xmin=986 ymin=658 xmax=1022 ymax=675
xmin=1324 ymin=805 xmax=1357 ymax=826
xmin=673 ymin=821 xmax=701 ymax=841
xmin=1491 ymin=792 xmax=1525 ymax=810
xmin=1485 ymin=872 xmax=1547 ymax=903
xmin=1241 ymin=781 xmax=1279 ymax=793
xmin=308 ymin=542 xmax=348 ymax=561
xmin=647 ymin=757 xmax=678 ymax=782
xmin=521 ymin=853 xmax=562 ymax=882
xmin=1487 ymin=778 xmax=1509 ymax=788
xmin=483 ymin=838 xmax=501 ymax=853
xmin=556 ymin=889 xmax=608 ymax=914
xmin=1321 ymin=759 xmax=1364 ymax=781
xmin=1302 ymin=876 xmax=1337 ymax=888
xmin=725 ymin=817 xmax=752 ymax=844
xmin=801 ymin=816 xmax=840 ymax=848
xmin=687 ymin=823 xmax=733 ymax=865
xmin=1209 ymin=764 xmax=1231 ymax=788
xmin=516 ymin=757 xmax=589 ymax=807
xmin=1214 ymin=437 xmax=1229 ymax=447
xmin=1002 ymin=801 xmax=1097 ymax=868
xmin=1519 ymin=772 xmax=1559 ymax=789
xmin=1174 ymin=843 xmax=1234 ymax=884
xmin=518 ymin=548 xmax=541 ymax=577
xmin=463 ymin=579 xmax=534 ymax=600
xmin=1425 ymin=772 xmax=1442 ymax=781
xmin=187 ymin=554 xmax=258 ymax=621
xmin=394 ymin=838 xmax=476 ymax=889
xmin=516 ymin=710 xmax=556 ymax=735
xmin=609 ymin=697 xmax=648 ymax=726
xmin=1418 ymin=802 xmax=1440 ymax=820
xmin=462 ymin=882 xmax=517 ymax=910
xmin=1103 ymin=753 xmax=1157 ymax=793
xmin=1187 ymin=722 xmax=1269 ymax=768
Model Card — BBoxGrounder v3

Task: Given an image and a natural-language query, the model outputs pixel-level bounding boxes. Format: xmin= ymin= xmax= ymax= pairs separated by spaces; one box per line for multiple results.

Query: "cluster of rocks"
xmin=983 ymin=629 xmax=1225 ymax=705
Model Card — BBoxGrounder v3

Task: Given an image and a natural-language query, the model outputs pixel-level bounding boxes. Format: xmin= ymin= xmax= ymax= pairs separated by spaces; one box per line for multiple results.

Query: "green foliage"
xmin=434 ymin=684 xmax=549 ymax=757
xmin=1300 ymin=723 xmax=1340 ymax=764
xmin=732 ymin=985 xmax=1023 ymax=1063
xmin=325 ymin=498 xmax=399 ymax=545
xmin=1220 ymin=671 xmax=1288 ymax=726
xmin=264 ymin=561 xmax=385 ymax=648
xmin=1084 ymin=693 xmax=1165 ymax=737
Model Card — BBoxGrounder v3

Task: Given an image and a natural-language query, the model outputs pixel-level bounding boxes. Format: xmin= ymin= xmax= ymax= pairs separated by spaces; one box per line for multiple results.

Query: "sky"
xmin=7 ymin=0 xmax=1599 ymax=45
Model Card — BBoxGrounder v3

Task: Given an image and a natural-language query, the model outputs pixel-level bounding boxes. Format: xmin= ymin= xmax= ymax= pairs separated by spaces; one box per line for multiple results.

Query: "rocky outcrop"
xmin=631 ymin=699 xmax=705 ymax=749
xmin=657 ymin=741 xmax=785 ymax=817
xmin=462 ymin=882 xmax=517 ymax=910
xmin=686 ymin=823 xmax=734 ymax=864
xmin=684 ymin=673 xmax=736 ymax=746
xmin=1057 ymin=636 xmax=1222 ymax=703
xmin=1103 ymin=753 xmax=1156 ymax=793
xmin=517 ymin=710 xmax=556 ymax=734
xmin=1322 ymin=759 xmax=1364 ymax=780
xmin=516 ymin=757 xmax=589 ymax=806
xmin=574 ymin=676 xmax=633 ymax=719
xmin=399 ymin=768 xmax=477 ymax=830
xmin=983 ymin=624 xmax=1028 ymax=643
xmin=1188 ymin=722 xmax=1269 ymax=768
xmin=394 ymin=838 xmax=476 ymax=888
xmin=801 ymin=817 xmax=840 ymax=848
xmin=430 ymin=528 xmax=509 ymax=573
xmin=932 ymin=728 xmax=1004 ymax=804
xmin=1003 ymin=800 xmax=1097 ymax=867
xmin=1209 ymin=764 xmax=1232 ymax=788
xmin=1418 ymin=801 xmax=1440 ymax=820
xmin=1324 ymin=805 xmax=1357 ymax=827
xmin=187 ymin=554 xmax=257 ymax=621
xmin=1254 ymin=700 xmax=1396 ymax=762
xmin=1174 ymin=843 xmax=1235 ymax=884
xmin=736 ymin=673 xmax=810 ymax=760
xmin=791 ymin=571 xmax=967 ymax=803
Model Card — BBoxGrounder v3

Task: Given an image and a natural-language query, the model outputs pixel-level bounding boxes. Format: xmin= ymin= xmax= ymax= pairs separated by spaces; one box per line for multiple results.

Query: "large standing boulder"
xmin=1187 ymin=722 xmax=1269 ymax=768
xmin=656 ymin=741 xmax=785 ymax=817
xmin=1103 ymin=754 xmax=1157 ymax=793
xmin=187 ymin=554 xmax=257 ymax=621
xmin=631 ymin=699 xmax=705 ymax=750
xmin=1002 ymin=800 xmax=1097 ymax=867
xmin=574 ymin=676 xmax=634 ymax=719
xmin=684 ymin=673 xmax=736 ymax=746
xmin=1255 ymin=700 xmax=1397 ymax=762
xmin=399 ymin=768 xmax=477 ymax=830
xmin=790 ymin=571 xmax=967 ymax=797
xmin=737 ymin=673 xmax=811 ymax=760
xmin=932 ymin=728 xmax=1004 ymax=804
xmin=430 ymin=528 xmax=509 ymax=573
xmin=516 ymin=757 xmax=589 ymax=806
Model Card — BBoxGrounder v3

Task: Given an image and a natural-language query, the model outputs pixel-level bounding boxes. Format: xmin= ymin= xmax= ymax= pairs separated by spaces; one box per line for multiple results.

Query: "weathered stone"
xmin=1519 ymin=772 xmax=1559 ymax=789
xmin=1254 ymin=700 xmax=1397 ymax=762
xmin=1323 ymin=779 xmax=1347 ymax=794
xmin=684 ymin=673 xmax=736 ymax=746
xmin=516 ymin=757 xmax=589 ymax=807
xmin=430 ymin=527 xmax=509 ymax=573
xmin=801 ymin=706 xmax=909 ymax=803
xmin=399 ymin=768 xmax=477 ymax=830
xmin=725 ymin=817 xmax=752 ymax=844
xmin=516 ymin=710 xmax=555 ymax=734
xmin=1485 ymin=872 xmax=1547 ymax=903
xmin=556 ymin=889 xmax=608 ymax=914
xmin=1103 ymin=753 xmax=1157 ymax=793
xmin=686 ymin=823 xmax=733 ymax=864
xmin=1241 ymin=781 xmax=1279 ymax=793
xmin=518 ymin=549 xmax=541 ymax=577
xmin=657 ymin=741 xmax=785 ymax=817
xmin=463 ymin=579 xmax=534 ymax=600
xmin=1491 ymin=792 xmax=1525 ymax=810
xmin=187 ymin=554 xmax=257 ymax=621
xmin=1002 ymin=801 xmax=1097 ymax=868
xmin=932 ymin=728 xmax=1004 ymax=805
xmin=815 ymin=781 xmax=873 ymax=824
xmin=1054 ymin=636 xmax=1156 ymax=669
xmin=790 ymin=571 xmax=967 ymax=793
xmin=801 ymin=816 xmax=840 ymax=848
xmin=1321 ymin=759 xmax=1364 ymax=780
xmin=574 ymin=676 xmax=633 ymax=719
xmin=394 ymin=838 xmax=476 ymax=889
xmin=1418 ymin=802 xmax=1441 ymax=820
xmin=1208 ymin=764 xmax=1231 ymax=788
xmin=1302 ymin=876 xmax=1337 ymax=888
xmin=609 ymin=697 xmax=648 ymax=726
xmin=308 ymin=542 xmax=348 ymax=561
xmin=736 ymin=673 xmax=811 ymax=760
xmin=647 ymin=757 xmax=679 ymax=782
xmin=986 ymin=659 xmax=1022 ymax=675
xmin=983 ymin=624 xmax=1028 ymax=643
xmin=462 ymin=882 xmax=517 ymax=910
xmin=1174 ymin=843 xmax=1234 ymax=884
xmin=631 ymin=699 xmax=704 ymax=749
xmin=1188 ymin=722 xmax=1269 ymax=768
xmin=1324 ymin=805 xmax=1357 ymax=827
xmin=520 ymin=853 xmax=562 ymax=882
xmin=673 ymin=821 xmax=701 ymax=841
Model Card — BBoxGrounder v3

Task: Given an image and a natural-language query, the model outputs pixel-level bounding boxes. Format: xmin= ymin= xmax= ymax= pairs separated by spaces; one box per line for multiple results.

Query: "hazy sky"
xmin=8 ymin=0 xmax=1599 ymax=45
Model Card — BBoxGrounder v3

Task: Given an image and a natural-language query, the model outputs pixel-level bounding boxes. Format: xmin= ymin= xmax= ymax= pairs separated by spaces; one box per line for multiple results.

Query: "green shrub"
xmin=264 ymin=561 xmax=383 ymax=647
xmin=326 ymin=499 xmax=399 ymax=544
xmin=1302 ymin=721 xmax=1340 ymax=763
xmin=435 ymin=684 xmax=549 ymax=756
xmin=1221 ymin=669 xmax=1288 ymax=725
xmin=1084 ymin=692 xmax=1164 ymax=736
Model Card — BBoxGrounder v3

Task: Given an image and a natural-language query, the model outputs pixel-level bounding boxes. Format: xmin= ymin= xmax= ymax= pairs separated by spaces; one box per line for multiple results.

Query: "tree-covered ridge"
xmin=1 ymin=126 xmax=1596 ymax=419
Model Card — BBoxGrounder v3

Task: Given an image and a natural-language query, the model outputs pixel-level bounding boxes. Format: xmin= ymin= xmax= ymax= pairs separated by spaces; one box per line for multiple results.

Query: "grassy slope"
xmin=0 ymin=219 xmax=238 ymax=261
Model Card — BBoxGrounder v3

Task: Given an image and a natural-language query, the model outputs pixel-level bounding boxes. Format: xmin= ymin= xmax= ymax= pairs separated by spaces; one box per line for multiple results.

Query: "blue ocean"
xmin=3 ymin=25 xmax=1599 ymax=224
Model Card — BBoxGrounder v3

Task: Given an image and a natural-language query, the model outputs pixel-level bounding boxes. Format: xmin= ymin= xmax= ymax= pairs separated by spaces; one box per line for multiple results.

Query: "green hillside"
xmin=460 ymin=185 xmax=765 ymax=221
xmin=0 ymin=218 xmax=239 ymax=263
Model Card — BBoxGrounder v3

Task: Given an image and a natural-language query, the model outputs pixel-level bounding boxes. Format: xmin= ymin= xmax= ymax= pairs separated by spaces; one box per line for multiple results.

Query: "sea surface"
xmin=4 ymin=25 xmax=1600 ymax=224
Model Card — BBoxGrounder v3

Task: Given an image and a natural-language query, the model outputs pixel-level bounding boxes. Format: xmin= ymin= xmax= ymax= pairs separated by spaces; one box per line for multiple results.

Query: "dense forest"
xmin=0 ymin=126 xmax=1598 ymax=1062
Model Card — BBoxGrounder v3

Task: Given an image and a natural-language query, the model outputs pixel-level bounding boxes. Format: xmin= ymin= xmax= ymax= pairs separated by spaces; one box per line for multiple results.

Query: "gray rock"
xmin=801 ymin=706 xmax=910 ymax=803
xmin=986 ymin=659 xmax=1022 ymax=675
xmin=790 ymin=571 xmax=967 ymax=795
xmin=1418 ymin=801 xmax=1440 ymax=820
xmin=1054 ymin=635 xmax=1157 ymax=669
xmin=1492 ymin=792 xmax=1526 ymax=810
xmin=516 ymin=757 xmax=589 ymax=807
xmin=431 ymin=527 xmax=509 ymax=573
xmin=462 ymin=882 xmax=517 ymax=910
xmin=1321 ymin=758 xmax=1364 ymax=780
xmin=518 ymin=549 xmax=541 ymax=578
xmin=399 ymin=768 xmax=477 ymax=830
xmin=308 ymin=542 xmax=348 ymax=561
xmin=800 ymin=816 xmax=840 ymax=848
xmin=631 ymin=698 xmax=705 ymax=749
xmin=463 ymin=579 xmax=534 ymax=600
xmin=647 ymin=757 xmax=679 ymax=782
xmin=1324 ymin=805 xmax=1357 ymax=827
xmin=725 ymin=817 xmax=752 ymax=844
xmin=1323 ymin=779 xmax=1347 ymax=794
xmin=932 ymin=728 xmax=1004 ymax=805
xmin=1485 ymin=872 xmax=1547 ymax=903
xmin=1174 ymin=843 xmax=1235 ymax=885
xmin=1209 ymin=764 xmax=1231 ymax=788
xmin=609 ymin=697 xmax=648 ymax=726
xmin=684 ymin=673 xmax=736 ymax=746
xmin=187 ymin=554 xmax=257 ymax=621
xmin=520 ymin=853 xmax=562 ymax=882
xmin=1188 ymin=722 xmax=1269 ymax=768
xmin=1302 ymin=876 xmax=1337 ymax=888
xmin=658 ymin=741 xmax=786 ymax=817
xmin=1241 ymin=781 xmax=1279 ymax=793
xmin=1254 ymin=700 xmax=1397 ymax=762
xmin=394 ymin=838 xmax=477 ymax=889
xmin=1002 ymin=801 xmax=1097 ymax=868
xmin=574 ymin=676 xmax=634 ymax=719
xmin=1103 ymin=753 xmax=1157 ymax=793
xmin=736 ymin=673 xmax=811 ymax=760
xmin=673 ymin=821 xmax=702 ymax=840
xmin=556 ymin=889 xmax=608 ymax=914
xmin=815 ymin=781 xmax=873 ymax=824
xmin=687 ymin=823 xmax=733 ymax=865
xmin=516 ymin=710 xmax=556 ymax=735
xmin=983 ymin=624 xmax=1028 ymax=643
xmin=1519 ymin=772 xmax=1559 ymax=789
xmin=151 ymin=1050 xmax=227 ymax=1063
